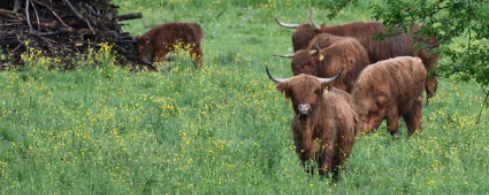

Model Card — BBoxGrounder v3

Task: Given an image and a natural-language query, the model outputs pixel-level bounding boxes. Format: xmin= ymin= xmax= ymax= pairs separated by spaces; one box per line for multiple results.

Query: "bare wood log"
xmin=117 ymin=13 xmax=142 ymax=21
xmin=31 ymin=22 xmax=57 ymax=29
xmin=13 ymin=0 xmax=21 ymax=14
xmin=29 ymin=0 xmax=41 ymax=31
xmin=1 ymin=0 xmax=148 ymax=69
xmin=32 ymin=0 xmax=74 ymax=32
xmin=0 ymin=8 xmax=16 ymax=18
xmin=62 ymin=0 xmax=83 ymax=20
xmin=0 ymin=23 xmax=23 ymax=27
xmin=25 ymin=0 xmax=33 ymax=32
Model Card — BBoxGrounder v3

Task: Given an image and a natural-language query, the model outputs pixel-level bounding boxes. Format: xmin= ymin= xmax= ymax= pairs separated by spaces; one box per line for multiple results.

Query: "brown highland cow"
xmin=351 ymin=56 xmax=427 ymax=137
xmin=275 ymin=10 xmax=438 ymax=104
xmin=136 ymin=22 xmax=203 ymax=68
xmin=274 ymin=33 xmax=370 ymax=93
xmin=266 ymin=65 xmax=359 ymax=182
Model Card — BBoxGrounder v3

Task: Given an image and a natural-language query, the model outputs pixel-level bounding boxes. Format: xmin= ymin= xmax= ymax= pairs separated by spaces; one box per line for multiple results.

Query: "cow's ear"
xmin=276 ymin=83 xmax=289 ymax=96
xmin=144 ymin=36 xmax=150 ymax=44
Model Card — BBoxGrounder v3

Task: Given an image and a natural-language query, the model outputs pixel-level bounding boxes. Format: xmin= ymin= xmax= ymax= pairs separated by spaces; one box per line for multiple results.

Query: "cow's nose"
xmin=298 ymin=104 xmax=311 ymax=113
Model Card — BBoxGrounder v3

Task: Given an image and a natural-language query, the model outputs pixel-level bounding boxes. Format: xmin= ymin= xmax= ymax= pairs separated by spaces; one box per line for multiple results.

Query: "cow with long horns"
xmin=266 ymin=65 xmax=359 ymax=181
xmin=275 ymin=10 xmax=438 ymax=105
xmin=274 ymin=33 xmax=370 ymax=93
xmin=351 ymin=56 xmax=427 ymax=137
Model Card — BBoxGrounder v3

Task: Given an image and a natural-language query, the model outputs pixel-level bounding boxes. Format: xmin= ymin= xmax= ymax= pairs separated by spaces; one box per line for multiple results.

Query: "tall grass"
xmin=1 ymin=0 xmax=488 ymax=194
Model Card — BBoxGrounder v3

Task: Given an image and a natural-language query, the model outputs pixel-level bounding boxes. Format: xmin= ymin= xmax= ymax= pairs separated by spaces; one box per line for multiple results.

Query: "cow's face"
xmin=136 ymin=36 xmax=153 ymax=63
xmin=266 ymin=65 xmax=343 ymax=118
xmin=277 ymin=75 xmax=326 ymax=117
xmin=292 ymin=24 xmax=317 ymax=51
xmin=291 ymin=50 xmax=318 ymax=76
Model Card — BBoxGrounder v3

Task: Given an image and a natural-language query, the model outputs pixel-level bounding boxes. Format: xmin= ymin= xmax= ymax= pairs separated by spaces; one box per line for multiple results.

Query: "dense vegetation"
xmin=0 ymin=0 xmax=487 ymax=194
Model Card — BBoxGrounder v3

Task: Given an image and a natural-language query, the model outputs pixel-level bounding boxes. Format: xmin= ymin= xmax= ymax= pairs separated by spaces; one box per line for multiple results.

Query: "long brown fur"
xmin=289 ymin=33 xmax=370 ymax=93
xmin=281 ymin=20 xmax=438 ymax=104
xmin=275 ymin=75 xmax=359 ymax=181
xmin=136 ymin=22 xmax=204 ymax=69
xmin=351 ymin=56 xmax=426 ymax=137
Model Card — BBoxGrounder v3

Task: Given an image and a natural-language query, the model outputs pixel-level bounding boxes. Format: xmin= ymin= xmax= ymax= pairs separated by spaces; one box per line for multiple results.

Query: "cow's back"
xmin=322 ymin=22 xmax=414 ymax=63
xmin=144 ymin=22 xmax=203 ymax=47
xmin=353 ymin=56 xmax=426 ymax=114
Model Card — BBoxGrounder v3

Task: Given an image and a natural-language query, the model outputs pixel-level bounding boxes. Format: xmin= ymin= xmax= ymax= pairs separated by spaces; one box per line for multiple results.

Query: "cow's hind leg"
xmin=426 ymin=76 xmax=438 ymax=105
xmin=423 ymin=54 xmax=439 ymax=105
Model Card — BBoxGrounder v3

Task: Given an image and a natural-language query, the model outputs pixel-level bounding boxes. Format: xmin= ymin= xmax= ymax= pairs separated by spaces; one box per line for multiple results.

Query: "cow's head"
xmin=308 ymin=33 xmax=336 ymax=50
xmin=266 ymin=65 xmax=343 ymax=118
xmin=135 ymin=36 xmax=153 ymax=64
xmin=275 ymin=10 xmax=326 ymax=51
xmin=274 ymin=47 xmax=321 ymax=76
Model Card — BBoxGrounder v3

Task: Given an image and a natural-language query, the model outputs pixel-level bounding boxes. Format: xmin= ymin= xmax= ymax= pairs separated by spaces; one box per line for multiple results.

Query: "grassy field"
xmin=1 ymin=0 xmax=488 ymax=194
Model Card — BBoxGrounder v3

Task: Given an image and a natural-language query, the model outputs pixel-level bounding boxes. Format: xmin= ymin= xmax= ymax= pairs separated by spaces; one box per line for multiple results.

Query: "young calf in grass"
xmin=266 ymin=65 xmax=359 ymax=182
xmin=352 ymin=56 xmax=427 ymax=137
xmin=135 ymin=22 xmax=203 ymax=69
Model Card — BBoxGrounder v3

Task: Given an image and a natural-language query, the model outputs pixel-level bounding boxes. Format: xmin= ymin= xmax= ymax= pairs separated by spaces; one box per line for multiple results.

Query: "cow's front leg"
xmin=386 ymin=109 xmax=399 ymax=137
xmin=319 ymin=131 xmax=337 ymax=179
xmin=319 ymin=142 xmax=336 ymax=178
xmin=190 ymin=44 xmax=203 ymax=69
xmin=153 ymin=49 xmax=169 ymax=63
xmin=297 ymin=145 xmax=315 ymax=175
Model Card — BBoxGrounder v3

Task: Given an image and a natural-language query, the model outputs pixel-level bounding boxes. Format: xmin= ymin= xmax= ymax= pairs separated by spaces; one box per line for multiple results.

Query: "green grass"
xmin=1 ymin=0 xmax=488 ymax=194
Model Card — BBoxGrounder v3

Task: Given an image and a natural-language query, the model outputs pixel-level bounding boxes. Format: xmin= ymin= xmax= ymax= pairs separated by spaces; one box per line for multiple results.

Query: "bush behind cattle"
xmin=0 ymin=1 xmax=488 ymax=194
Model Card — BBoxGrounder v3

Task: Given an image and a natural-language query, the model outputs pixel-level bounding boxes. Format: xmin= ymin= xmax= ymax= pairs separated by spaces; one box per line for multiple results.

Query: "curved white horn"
xmin=275 ymin=17 xmax=301 ymax=29
xmin=309 ymin=49 xmax=318 ymax=55
xmin=317 ymin=65 xmax=344 ymax=84
xmin=273 ymin=53 xmax=295 ymax=58
xmin=309 ymin=9 xmax=321 ymax=30
xmin=265 ymin=64 xmax=291 ymax=83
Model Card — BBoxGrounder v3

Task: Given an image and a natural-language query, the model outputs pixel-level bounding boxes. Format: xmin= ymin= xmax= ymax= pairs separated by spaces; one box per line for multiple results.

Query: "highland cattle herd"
xmin=135 ymin=10 xmax=439 ymax=182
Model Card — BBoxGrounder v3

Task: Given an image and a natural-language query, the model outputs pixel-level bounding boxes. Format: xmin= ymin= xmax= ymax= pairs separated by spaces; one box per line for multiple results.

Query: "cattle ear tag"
xmin=319 ymin=54 xmax=324 ymax=61
xmin=323 ymin=88 xmax=328 ymax=94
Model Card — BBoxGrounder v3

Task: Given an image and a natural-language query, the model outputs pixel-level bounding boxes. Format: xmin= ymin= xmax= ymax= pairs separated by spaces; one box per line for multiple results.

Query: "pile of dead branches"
xmin=0 ymin=0 xmax=148 ymax=70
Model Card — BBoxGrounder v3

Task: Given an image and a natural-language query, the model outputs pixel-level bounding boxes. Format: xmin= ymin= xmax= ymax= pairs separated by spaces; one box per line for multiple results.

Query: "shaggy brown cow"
xmin=351 ymin=56 xmax=426 ymax=137
xmin=136 ymin=22 xmax=203 ymax=68
xmin=275 ymin=11 xmax=438 ymax=104
xmin=266 ymin=65 xmax=359 ymax=181
xmin=274 ymin=33 xmax=370 ymax=93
